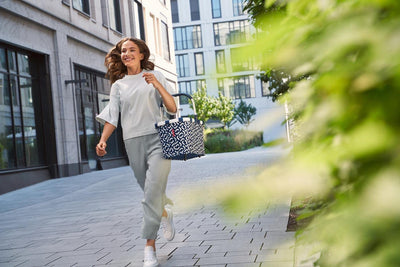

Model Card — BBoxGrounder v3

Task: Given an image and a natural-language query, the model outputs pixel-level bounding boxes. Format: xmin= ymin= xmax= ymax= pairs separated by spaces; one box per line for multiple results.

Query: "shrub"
xmin=205 ymin=129 xmax=263 ymax=153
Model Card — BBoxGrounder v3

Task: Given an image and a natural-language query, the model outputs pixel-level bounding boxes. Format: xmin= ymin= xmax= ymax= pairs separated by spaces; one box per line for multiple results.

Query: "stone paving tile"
xmin=0 ymin=147 xmax=295 ymax=267
xmin=260 ymin=261 xmax=294 ymax=267
xmin=196 ymin=254 xmax=257 ymax=265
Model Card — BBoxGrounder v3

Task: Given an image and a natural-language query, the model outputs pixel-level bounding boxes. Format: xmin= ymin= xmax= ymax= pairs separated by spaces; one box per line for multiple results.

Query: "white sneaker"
xmin=161 ymin=207 xmax=175 ymax=241
xmin=143 ymin=246 xmax=159 ymax=267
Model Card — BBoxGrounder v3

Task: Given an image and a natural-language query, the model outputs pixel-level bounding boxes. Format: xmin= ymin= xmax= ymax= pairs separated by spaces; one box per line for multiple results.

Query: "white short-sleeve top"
xmin=96 ymin=70 xmax=176 ymax=140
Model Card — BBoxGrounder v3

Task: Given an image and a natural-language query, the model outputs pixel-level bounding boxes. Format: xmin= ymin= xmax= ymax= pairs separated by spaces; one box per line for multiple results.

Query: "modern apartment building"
xmin=0 ymin=0 xmax=176 ymax=194
xmin=171 ymin=0 xmax=286 ymax=140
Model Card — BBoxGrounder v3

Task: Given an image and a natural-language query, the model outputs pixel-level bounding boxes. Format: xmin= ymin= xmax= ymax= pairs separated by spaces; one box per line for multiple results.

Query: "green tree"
xmin=191 ymin=87 xmax=235 ymax=129
xmin=215 ymin=92 xmax=235 ymax=128
xmin=234 ymin=99 xmax=257 ymax=127
xmin=190 ymin=86 xmax=215 ymax=123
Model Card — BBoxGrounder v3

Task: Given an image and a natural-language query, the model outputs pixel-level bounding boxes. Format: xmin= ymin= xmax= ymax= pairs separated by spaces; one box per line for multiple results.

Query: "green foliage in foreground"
xmin=204 ymin=129 xmax=263 ymax=153
xmin=220 ymin=0 xmax=400 ymax=266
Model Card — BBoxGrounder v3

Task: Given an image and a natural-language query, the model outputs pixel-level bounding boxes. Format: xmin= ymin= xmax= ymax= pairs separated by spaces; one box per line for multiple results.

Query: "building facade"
xmin=0 ymin=0 xmax=177 ymax=194
xmin=171 ymin=0 xmax=287 ymax=140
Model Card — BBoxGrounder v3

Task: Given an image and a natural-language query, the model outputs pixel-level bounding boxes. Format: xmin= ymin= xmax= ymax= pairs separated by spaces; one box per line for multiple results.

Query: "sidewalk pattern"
xmin=0 ymin=147 xmax=294 ymax=267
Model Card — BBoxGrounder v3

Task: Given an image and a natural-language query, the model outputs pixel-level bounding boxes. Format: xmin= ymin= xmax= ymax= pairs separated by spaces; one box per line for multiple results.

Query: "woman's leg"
xmin=125 ymin=135 xmax=171 ymax=241
xmin=141 ymin=135 xmax=171 ymax=240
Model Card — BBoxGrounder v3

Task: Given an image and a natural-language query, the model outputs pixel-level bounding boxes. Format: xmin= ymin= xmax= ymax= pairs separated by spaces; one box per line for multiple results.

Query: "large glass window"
xmin=213 ymin=19 xmax=250 ymax=46
xmin=211 ymin=0 xmax=221 ymax=18
xmin=218 ymin=75 xmax=255 ymax=99
xmin=174 ymin=25 xmax=202 ymax=50
xmin=108 ymin=0 xmax=122 ymax=33
xmin=215 ymin=50 xmax=226 ymax=73
xmin=74 ymin=66 xmax=125 ymax=169
xmin=190 ymin=0 xmax=200 ymax=21
xmin=178 ymin=80 xmax=205 ymax=104
xmin=194 ymin=52 xmax=204 ymax=75
xmin=171 ymin=0 xmax=179 ymax=23
xmin=233 ymin=0 xmax=246 ymax=16
xmin=0 ymin=47 xmax=45 ymax=170
xmin=175 ymin=54 xmax=190 ymax=77
xmin=73 ymin=0 xmax=90 ymax=15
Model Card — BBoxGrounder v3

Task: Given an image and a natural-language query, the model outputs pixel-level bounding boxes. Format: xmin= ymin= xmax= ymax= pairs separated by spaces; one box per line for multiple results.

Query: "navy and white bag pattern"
xmin=155 ymin=93 xmax=205 ymax=161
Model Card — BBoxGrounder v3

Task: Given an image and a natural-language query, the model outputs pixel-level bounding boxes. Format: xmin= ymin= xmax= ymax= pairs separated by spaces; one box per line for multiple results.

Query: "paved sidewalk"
xmin=0 ymin=147 xmax=295 ymax=267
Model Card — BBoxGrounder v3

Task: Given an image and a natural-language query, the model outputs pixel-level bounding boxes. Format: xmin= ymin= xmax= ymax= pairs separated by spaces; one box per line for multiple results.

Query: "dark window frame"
xmin=213 ymin=19 xmax=250 ymax=46
xmin=173 ymin=25 xmax=202 ymax=51
xmin=194 ymin=52 xmax=204 ymax=75
xmin=219 ymin=75 xmax=256 ymax=99
xmin=72 ymin=0 xmax=91 ymax=16
xmin=171 ymin=0 xmax=179 ymax=23
xmin=161 ymin=21 xmax=171 ymax=61
xmin=211 ymin=0 xmax=221 ymax=18
xmin=0 ymin=45 xmax=47 ymax=170
xmin=215 ymin=50 xmax=226 ymax=73
xmin=175 ymin=54 xmax=190 ymax=77
xmin=190 ymin=0 xmax=200 ymax=21
xmin=73 ymin=65 xmax=125 ymax=167
xmin=178 ymin=79 xmax=205 ymax=104
xmin=232 ymin=0 xmax=245 ymax=16
xmin=108 ymin=0 xmax=122 ymax=33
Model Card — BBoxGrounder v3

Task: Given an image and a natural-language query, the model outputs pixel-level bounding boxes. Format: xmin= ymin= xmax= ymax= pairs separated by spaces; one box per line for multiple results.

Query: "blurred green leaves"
xmin=228 ymin=0 xmax=400 ymax=266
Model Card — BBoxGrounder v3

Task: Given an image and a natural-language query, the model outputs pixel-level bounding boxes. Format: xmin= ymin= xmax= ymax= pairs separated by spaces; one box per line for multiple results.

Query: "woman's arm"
xmin=96 ymin=122 xmax=117 ymax=156
xmin=143 ymin=72 xmax=177 ymax=113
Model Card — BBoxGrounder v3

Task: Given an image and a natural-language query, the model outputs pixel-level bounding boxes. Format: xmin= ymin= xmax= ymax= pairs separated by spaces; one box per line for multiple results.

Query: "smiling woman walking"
xmin=95 ymin=37 xmax=176 ymax=267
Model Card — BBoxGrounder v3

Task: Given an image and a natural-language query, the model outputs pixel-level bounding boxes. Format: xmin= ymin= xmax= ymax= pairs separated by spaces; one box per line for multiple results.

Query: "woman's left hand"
xmin=143 ymin=73 xmax=161 ymax=89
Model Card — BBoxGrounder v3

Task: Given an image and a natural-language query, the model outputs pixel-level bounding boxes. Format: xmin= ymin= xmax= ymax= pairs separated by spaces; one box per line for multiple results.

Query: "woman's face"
xmin=121 ymin=40 xmax=144 ymax=69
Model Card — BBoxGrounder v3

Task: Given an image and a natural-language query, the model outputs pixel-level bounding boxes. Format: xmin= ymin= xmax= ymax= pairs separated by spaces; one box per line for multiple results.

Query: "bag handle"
xmin=160 ymin=93 xmax=197 ymax=119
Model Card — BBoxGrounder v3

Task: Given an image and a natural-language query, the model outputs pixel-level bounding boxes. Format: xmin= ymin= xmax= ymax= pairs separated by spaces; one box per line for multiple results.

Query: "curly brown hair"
xmin=104 ymin=37 xmax=155 ymax=84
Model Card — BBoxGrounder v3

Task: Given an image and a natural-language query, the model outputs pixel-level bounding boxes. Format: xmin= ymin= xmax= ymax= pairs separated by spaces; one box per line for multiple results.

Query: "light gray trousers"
xmin=124 ymin=133 xmax=171 ymax=240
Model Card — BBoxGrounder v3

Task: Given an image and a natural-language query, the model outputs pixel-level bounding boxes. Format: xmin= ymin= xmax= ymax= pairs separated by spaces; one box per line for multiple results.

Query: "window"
xmin=211 ymin=0 xmax=221 ymax=18
xmin=230 ymin=47 xmax=253 ymax=72
xmin=178 ymin=80 xmax=205 ymax=104
xmin=215 ymin=50 xmax=226 ymax=73
xmin=132 ymin=0 xmax=145 ymax=40
xmin=190 ymin=0 xmax=200 ymax=21
xmin=75 ymin=66 xmax=125 ymax=169
xmin=148 ymin=14 xmax=158 ymax=54
xmin=108 ymin=0 xmax=122 ymax=32
xmin=161 ymin=22 xmax=171 ymax=61
xmin=175 ymin=54 xmax=190 ymax=77
xmin=262 ymin=80 xmax=270 ymax=97
xmin=73 ymin=0 xmax=90 ymax=15
xmin=233 ymin=0 xmax=245 ymax=16
xmin=218 ymin=75 xmax=255 ymax=99
xmin=171 ymin=0 xmax=179 ymax=23
xmin=214 ymin=19 xmax=250 ymax=46
xmin=0 ymin=47 xmax=45 ymax=170
xmin=194 ymin=53 xmax=204 ymax=75
xmin=174 ymin=25 xmax=202 ymax=50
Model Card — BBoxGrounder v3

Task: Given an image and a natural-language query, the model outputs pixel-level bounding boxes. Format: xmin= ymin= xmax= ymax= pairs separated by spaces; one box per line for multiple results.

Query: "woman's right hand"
xmin=96 ymin=141 xmax=107 ymax=157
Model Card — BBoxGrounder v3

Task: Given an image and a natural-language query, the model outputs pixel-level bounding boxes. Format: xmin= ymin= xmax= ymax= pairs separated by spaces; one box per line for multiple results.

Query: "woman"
xmin=95 ymin=37 xmax=176 ymax=267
